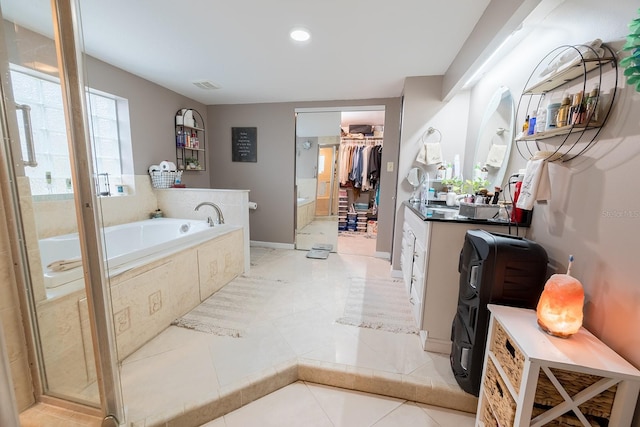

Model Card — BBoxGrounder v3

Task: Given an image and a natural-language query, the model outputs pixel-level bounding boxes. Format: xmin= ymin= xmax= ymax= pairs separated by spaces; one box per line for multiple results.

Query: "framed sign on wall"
xmin=232 ymin=127 xmax=257 ymax=162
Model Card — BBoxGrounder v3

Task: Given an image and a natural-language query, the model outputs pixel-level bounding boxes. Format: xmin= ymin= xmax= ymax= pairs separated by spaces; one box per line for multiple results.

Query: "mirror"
xmin=406 ymin=167 xmax=424 ymax=187
xmin=472 ymin=86 xmax=515 ymax=190
xmin=406 ymin=167 xmax=424 ymax=202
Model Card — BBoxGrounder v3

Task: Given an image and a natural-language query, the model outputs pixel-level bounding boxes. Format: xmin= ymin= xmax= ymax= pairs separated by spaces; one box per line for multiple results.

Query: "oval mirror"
xmin=406 ymin=167 xmax=424 ymax=188
xmin=472 ymin=86 xmax=515 ymax=190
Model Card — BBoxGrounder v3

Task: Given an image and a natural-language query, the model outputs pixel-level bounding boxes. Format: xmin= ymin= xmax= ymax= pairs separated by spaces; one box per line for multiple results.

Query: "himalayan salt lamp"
xmin=536 ymin=273 xmax=584 ymax=338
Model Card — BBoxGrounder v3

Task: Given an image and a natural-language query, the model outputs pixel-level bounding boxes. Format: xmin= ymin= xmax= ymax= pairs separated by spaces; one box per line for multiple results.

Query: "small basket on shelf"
xmin=149 ymin=170 xmax=182 ymax=189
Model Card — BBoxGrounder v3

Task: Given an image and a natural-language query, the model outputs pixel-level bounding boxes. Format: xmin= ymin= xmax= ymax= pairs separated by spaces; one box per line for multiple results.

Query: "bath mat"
xmin=336 ymin=277 xmax=419 ymax=335
xmin=306 ymin=249 xmax=330 ymax=259
xmin=171 ymin=276 xmax=284 ymax=337
xmin=312 ymin=243 xmax=334 ymax=251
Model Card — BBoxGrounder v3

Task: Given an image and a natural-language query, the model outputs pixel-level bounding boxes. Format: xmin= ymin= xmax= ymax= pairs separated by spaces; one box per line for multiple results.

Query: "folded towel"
xmin=485 ymin=144 xmax=507 ymax=168
xmin=47 ymin=258 xmax=83 ymax=272
xmin=516 ymin=151 xmax=562 ymax=210
xmin=416 ymin=142 xmax=443 ymax=165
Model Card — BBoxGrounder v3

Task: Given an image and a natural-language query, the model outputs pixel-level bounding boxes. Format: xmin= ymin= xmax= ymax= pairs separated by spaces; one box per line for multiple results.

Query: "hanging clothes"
xmin=339 ymin=138 xmax=383 ymax=190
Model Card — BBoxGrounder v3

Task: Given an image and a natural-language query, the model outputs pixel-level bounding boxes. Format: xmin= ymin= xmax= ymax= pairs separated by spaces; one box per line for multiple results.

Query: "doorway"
xmin=295 ymin=107 xmax=385 ymax=257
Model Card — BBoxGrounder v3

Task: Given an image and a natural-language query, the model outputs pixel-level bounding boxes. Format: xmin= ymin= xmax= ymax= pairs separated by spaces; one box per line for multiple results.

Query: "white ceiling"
xmin=1 ymin=0 xmax=498 ymax=105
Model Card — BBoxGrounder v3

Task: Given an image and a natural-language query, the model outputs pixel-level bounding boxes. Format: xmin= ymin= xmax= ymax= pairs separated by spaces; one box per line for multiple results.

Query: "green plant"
xmin=441 ymin=177 xmax=463 ymax=193
xmin=620 ymin=8 xmax=640 ymax=92
xmin=464 ymin=177 xmax=490 ymax=194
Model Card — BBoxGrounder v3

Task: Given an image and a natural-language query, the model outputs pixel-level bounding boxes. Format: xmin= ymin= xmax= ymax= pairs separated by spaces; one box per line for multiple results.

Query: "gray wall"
xmin=207 ymin=98 xmax=401 ymax=254
xmin=85 ymin=57 xmax=211 ymax=189
xmin=4 ymin=20 xmax=211 ymax=189
xmin=467 ymin=0 xmax=640 ymax=422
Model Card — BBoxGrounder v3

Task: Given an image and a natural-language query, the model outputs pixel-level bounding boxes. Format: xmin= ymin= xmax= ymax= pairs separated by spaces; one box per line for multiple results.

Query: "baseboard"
xmin=250 ymin=240 xmax=295 ymax=250
xmin=374 ymin=251 xmax=390 ymax=260
xmin=390 ymin=269 xmax=403 ymax=278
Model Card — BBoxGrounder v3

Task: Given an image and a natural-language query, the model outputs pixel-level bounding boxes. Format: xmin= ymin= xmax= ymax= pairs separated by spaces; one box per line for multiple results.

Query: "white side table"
xmin=477 ymin=304 xmax=640 ymax=426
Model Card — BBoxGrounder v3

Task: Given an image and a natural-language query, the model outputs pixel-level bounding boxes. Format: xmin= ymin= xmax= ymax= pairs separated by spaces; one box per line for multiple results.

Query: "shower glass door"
xmin=0 ymin=0 xmax=122 ymax=421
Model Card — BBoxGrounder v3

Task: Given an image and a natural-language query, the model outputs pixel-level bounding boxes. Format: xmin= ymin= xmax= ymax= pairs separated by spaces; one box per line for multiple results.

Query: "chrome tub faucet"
xmin=194 ymin=202 xmax=225 ymax=226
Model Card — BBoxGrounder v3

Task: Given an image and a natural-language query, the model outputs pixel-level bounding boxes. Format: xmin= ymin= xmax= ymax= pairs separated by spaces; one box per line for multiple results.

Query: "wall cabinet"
xmin=401 ymin=206 xmax=524 ymax=354
xmin=175 ymin=108 xmax=206 ymax=171
xmin=477 ymin=305 xmax=640 ymax=427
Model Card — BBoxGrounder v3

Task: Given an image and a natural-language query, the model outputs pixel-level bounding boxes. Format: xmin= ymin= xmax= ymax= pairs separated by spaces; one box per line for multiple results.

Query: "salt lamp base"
xmin=537 ymin=320 xmax=573 ymax=338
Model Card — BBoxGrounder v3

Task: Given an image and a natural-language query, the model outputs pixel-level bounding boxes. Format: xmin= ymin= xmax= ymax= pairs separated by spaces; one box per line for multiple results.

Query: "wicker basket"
xmin=484 ymin=357 xmax=516 ymax=427
xmin=531 ymin=405 xmax=606 ymax=426
xmin=480 ymin=393 xmax=499 ymax=427
xmin=490 ymin=320 xmax=525 ymax=391
xmin=535 ymin=368 xmax=617 ymax=419
xmin=149 ymin=171 xmax=182 ymax=189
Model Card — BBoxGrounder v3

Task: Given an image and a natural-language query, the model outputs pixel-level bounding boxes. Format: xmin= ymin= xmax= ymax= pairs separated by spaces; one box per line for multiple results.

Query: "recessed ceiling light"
xmin=290 ymin=27 xmax=311 ymax=42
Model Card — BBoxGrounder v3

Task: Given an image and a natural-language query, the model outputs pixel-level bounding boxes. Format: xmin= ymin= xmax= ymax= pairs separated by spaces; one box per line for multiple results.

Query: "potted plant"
xmin=185 ymin=157 xmax=199 ymax=170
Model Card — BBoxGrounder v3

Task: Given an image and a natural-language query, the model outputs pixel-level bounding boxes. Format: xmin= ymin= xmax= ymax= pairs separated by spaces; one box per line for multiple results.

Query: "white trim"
xmin=250 ymin=240 xmax=295 ymax=250
xmin=295 ymin=105 xmax=385 ymax=113
xmin=390 ymin=269 xmax=403 ymax=278
xmin=374 ymin=251 xmax=390 ymax=260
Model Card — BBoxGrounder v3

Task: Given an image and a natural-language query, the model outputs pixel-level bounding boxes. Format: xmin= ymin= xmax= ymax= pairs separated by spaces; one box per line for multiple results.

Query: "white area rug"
xmin=336 ymin=277 xmax=419 ymax=335
xmin=172 ymin=276 xmax=284 ymax=337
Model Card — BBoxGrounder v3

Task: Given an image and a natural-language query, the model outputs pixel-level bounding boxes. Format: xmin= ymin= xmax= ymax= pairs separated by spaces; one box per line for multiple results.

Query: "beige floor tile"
xmin=222 ymin=381 xmax=333 ymax=427
xmin=418 ymin=403 xmax=476 ymax=426
xmin=371 ymin=401 xmax=440 ymax=426
xmin=23 ymin=243 xmax=477 ymax=426
xmin=303 ymin=382 xmax=404 ymax=427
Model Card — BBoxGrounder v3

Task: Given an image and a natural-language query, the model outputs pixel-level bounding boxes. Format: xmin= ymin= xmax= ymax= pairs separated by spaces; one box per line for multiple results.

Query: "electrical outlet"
xmin=386 ymin=162 xmax=394 ymax=172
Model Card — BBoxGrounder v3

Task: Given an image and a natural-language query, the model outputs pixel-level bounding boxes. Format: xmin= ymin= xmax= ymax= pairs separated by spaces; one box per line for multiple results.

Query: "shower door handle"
xmin=16 ymin=104 xmax=37 ymax=167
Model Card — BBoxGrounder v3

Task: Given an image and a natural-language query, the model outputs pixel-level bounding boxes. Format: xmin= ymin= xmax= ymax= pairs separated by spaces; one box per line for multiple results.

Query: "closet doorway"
xmin=295 ymin=107 xmax=385 ymax=257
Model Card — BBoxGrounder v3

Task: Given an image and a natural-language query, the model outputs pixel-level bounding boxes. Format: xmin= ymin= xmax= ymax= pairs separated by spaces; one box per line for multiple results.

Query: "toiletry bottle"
xmin=527 ymin=110 xmax=536 ymax=135
xmin=570 ymin=91 xmax=584 ymax=125
xmin=511 ymin=174 xmax=524 ymax=223
xmin=585 ymin=86 xmax=600 ymax=124
xmin=522 ymin=115 xmax=530 ymax=134
xmin=556 ymin=96 xmax=571 ymax=127
xmin=535 ymin=107 xmax=546 ymax=133
xmin=546 ymin=102 xmax=561 ymax=130
xmin=436 ymin=164 xmax=446 ymax=180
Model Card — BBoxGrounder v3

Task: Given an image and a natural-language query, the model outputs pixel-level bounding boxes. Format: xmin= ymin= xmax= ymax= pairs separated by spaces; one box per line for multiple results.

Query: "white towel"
xmin=416 ymin=142 xmax=443 ymax=165
xmin=485 ymin=144 xmax=507 ymax=168
xmin=516 ymin=152 xmax=559 ymax=210
xmin=47 ymin=258 xmax=83 ymax=272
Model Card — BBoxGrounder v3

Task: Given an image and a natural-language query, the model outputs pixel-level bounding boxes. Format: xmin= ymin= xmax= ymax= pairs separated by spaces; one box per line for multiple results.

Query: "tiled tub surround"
xmin=296 ymin=198 xmax=317 ymax=230
xmin=35 ymin=224 xmax=244 ymax=402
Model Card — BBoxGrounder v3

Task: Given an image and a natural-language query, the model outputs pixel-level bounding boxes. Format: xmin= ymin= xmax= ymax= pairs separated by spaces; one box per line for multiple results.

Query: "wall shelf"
xmin=175 ymin=108 xmax=206 ymax=171
xmin=515 ymin=43 xmax=618 ymax=162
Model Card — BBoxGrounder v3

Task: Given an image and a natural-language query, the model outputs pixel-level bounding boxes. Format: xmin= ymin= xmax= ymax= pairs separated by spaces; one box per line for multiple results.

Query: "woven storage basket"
xmin=531 ymin=405 xmax=605 ymax=426
xmin=490 ymin=320 xmax=525 ymax=391
xmin=480 ymin=393 xmax=499 ymax=427
xmin=149 ymin=171 xmax=182 ymax=189
xmin=484 ymin=357 xmax=516 ymax=427
xmin=535 ymin=368 xmax=617 ymax=419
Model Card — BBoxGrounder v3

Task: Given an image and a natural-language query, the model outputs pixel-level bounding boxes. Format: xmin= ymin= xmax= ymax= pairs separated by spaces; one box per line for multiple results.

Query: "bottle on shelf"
xmin=556 ymin=96 xmax=571 ymax=127
xmin=535 ymin=107 xmax=546 ymax=133
xmin=522 ymin=115 xmax=530 ymax=134
xmin=585 ymin=86 xmax=600 ymax=124
xmin=527 ymin=111 xmax=536 ymax=135
xmin=569 ymin=91 xmax=584 ymax=125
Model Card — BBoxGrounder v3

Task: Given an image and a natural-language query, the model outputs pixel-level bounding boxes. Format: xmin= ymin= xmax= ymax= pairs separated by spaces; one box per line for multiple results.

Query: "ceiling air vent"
xmin=192 ymin=80 xmax=221 ymax=90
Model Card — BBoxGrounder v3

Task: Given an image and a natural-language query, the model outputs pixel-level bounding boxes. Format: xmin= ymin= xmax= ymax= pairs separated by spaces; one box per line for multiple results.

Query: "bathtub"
xmin=39 ymin=218 xmax=241 ymax=289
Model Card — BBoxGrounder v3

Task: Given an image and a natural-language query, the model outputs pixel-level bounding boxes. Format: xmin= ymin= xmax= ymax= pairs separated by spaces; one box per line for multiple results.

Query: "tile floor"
xmin=202 ymin=381 xmax=475 ymax=427
xmin=20 ymin=233 xmax=478 ymax=426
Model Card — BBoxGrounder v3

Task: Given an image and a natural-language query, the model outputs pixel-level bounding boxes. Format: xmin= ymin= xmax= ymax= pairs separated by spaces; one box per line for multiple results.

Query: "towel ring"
xmin=420 ymin=127 xmax=442 ymax=144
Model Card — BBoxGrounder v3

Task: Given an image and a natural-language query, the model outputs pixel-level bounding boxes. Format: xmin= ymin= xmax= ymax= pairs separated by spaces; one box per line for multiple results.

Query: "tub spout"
xmin=194 ymin=202 xmax=225 ymax=226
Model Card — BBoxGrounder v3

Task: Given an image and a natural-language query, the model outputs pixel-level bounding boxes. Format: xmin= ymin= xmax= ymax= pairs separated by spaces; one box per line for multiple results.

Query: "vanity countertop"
xmin=403 ymin=201 xmax=530 ymax=227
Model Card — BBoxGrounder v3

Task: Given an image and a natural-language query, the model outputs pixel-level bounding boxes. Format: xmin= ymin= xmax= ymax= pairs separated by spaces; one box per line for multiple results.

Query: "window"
xmin=10 ymin=65 xmax=130 ymax=196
